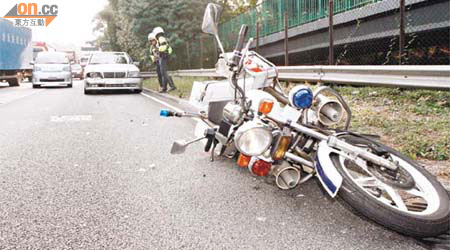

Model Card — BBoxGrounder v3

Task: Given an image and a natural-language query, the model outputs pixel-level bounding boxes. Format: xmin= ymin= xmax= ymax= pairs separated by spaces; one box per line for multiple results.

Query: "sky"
xmin=0 ymin=0 xmax=109 ymax=47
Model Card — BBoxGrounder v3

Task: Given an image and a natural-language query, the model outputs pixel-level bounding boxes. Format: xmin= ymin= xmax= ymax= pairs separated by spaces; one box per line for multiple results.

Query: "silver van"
xmin=31 ymin=52 xmax=72 ymax=88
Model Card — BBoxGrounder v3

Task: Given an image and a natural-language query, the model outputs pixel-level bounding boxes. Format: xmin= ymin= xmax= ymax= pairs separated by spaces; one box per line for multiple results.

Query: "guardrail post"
xmin=399 ymin=0 xmax=406 ymax=65
xmin=213 ymin=37 xmax=218 ymax=62
xmin=186 ymin=42 xmax=191 ymax=69
xmin=256 ymin=21 xmax=260 ymax=53
xmin=284 ymin=12 xmax=289 ymax=66
xmin=329 ymin=0 xmax=335 ymax=65
xmin=200 ymin=35 xmax=204 ymax=69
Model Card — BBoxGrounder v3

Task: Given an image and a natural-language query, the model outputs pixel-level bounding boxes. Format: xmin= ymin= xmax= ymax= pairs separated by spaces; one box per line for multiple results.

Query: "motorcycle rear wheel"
xmin=330 ymin=134 xmax=450 ymax=237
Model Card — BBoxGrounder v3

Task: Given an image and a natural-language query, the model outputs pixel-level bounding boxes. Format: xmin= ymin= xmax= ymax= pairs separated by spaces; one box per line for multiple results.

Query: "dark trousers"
xmin=155 ymin=61 xmax=163 ymax=88
xmin=160 ymin=56 xmax=175 ymax=90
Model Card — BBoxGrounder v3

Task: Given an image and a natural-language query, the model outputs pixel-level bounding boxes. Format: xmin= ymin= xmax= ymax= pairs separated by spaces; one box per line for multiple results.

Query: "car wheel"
xmin=84 ymin=89 xmax=90 ymax=95
xmin=8 ymin=78 xmax=20 ymax=87
xmin=134 ymin=89 xmax=142 ymax=94
xmin=68 ymin=84 xmax=73 ymax=88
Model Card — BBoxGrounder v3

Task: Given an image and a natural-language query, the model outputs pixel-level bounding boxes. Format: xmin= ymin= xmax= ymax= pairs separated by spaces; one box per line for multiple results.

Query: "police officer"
xmin=148 ymin=32 xmax=164 ymax=92
xmin=152 ymin=27 xmax=176 ymax=92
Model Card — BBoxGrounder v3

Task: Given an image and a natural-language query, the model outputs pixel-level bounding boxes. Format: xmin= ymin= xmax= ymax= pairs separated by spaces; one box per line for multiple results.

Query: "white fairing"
xmin=316 ymin=141 xmax=343 ymax=197
xmin=189 ymin=81 xmax=210 ymax=111
xmin=194 ymin=121 xmax=211 ymax=147
xmin=189 ymin=78 xmax=262 ymax=107
xmin=246 ymin=90 xmax=282 ymax=116
xmin=245 ymin=90 xmax=302 ymax=123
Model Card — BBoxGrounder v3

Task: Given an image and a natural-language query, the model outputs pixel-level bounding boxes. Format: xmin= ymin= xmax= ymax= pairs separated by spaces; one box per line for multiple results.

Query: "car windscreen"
xmin=36 ymin=53 xmax=69 ymax=64
xmin=89 ymin=53 xmax=128 ymax=65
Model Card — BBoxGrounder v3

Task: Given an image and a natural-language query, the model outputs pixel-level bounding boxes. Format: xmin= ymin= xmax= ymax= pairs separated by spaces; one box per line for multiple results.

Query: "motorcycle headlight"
xmin=235 ymin=121 xmax=273 ymax=156
xmin=288 ymin=85 xmax=313 ymax=109
xmin=63 ymin=66 xmax=71 ymax=71
xmin=128 ymin=71 xmax=140 ymax=78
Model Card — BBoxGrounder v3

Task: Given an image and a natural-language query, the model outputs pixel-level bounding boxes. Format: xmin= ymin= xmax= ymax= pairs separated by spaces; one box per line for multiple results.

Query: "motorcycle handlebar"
xmin=160 ymin=109 xmax=181 ymax=117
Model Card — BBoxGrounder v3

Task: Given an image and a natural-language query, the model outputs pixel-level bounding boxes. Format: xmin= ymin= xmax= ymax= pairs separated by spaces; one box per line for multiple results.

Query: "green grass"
xmin=144 ymin=76 xmax=450 ymax=161
xmin=336 ymin=86 xmax=450 ymax=115
xmin=335 ymin=86 xmax=450 ymax=161
xmin=143 ymin=77 xmax=211 ymax=99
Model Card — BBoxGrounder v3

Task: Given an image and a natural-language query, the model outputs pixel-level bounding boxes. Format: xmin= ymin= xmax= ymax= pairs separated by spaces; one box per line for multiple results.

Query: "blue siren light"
xmin=292 ymin=88 xmax=313 ymax=109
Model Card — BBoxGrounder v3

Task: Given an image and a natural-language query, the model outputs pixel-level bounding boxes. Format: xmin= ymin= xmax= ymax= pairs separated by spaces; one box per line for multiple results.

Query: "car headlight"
xmin=234 ymin=121 xmax=273 ymax=156
xmin=128 ymin=71 xmax=140 ymax=78
xmin=288 ymin=85 xmax=313 ymax=109
xmin=87 ymin=72 xmax=102 ymax=78
xmin=34 ymin=66 xmax=42 ymax=71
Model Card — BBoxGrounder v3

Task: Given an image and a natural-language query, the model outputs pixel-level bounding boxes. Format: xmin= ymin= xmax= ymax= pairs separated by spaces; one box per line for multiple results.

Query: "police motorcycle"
xmin=160 ymin=3 xmax=450 ymax=237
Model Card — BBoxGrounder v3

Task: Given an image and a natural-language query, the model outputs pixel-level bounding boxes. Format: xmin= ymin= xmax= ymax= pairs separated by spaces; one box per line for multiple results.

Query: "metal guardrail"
xmin=141 ymin=65 xmax=450 ymax=90
xmin=141 ymin=69 xmax=217 ymax=78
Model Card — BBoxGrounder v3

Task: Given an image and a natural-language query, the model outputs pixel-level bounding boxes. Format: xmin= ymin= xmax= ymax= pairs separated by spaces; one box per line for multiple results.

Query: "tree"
xmin=93 ymin=0 xmax=254 ymax=69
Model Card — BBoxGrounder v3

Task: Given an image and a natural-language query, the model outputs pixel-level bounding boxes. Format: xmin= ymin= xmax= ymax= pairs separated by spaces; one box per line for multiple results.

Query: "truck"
xmin=0 ymin=18 xmax=33 ymax=86
xmin=32 ymin=41 xmax=49 ymax=60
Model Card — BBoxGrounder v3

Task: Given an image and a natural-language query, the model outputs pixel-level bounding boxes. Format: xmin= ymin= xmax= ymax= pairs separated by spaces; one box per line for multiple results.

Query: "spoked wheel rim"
xmin=338 ymin=150 xmax=441 ymax=216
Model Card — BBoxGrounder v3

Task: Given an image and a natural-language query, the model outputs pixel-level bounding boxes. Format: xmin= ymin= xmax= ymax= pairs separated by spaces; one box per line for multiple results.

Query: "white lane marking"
xmin=140 ymin=93 xmax=203 ymax=123
xmin=50 ymin=115 xmax=92 ymax=122
xmin=0 ymin=89 xmax=45 ymax=105
xmin=141 ymin=93 xmax=184 ymax=112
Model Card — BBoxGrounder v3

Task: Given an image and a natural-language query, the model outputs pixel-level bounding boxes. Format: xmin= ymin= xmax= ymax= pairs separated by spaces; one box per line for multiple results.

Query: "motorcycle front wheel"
xmin=330 ymin=134 xmax=450 ymax=237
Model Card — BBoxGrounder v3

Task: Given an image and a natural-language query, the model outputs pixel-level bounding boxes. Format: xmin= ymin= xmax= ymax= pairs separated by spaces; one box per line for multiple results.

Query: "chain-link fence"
xmin=164 ymin=34 xmax=217 ymax=70
xmin=217 ymin=0 xmax=449 ymax=66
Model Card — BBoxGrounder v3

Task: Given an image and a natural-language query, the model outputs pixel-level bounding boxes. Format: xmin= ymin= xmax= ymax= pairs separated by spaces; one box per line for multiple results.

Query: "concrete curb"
xmin=142 ymin=87 xmax=182 ymax=103
xmin=142 ymin=87 xmax=200 ymax=113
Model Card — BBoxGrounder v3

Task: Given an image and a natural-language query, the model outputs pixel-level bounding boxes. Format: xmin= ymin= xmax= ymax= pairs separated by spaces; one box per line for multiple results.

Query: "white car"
xmin=83 ymin=52 xmax=142 ymax=94
xmin=31 ymin=52 xmax=73 ymax=88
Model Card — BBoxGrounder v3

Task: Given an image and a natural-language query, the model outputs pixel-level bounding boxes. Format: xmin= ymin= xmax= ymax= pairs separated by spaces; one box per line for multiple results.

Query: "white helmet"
xmin=148 ymin=32 xmax=156 ymax=41
xmin=152 ymin=27 xmax=164 ymax=35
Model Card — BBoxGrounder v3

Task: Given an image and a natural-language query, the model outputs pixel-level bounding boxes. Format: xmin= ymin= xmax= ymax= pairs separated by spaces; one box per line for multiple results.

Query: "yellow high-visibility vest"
xmin=158 ymin=36 xmax=173 ymax=55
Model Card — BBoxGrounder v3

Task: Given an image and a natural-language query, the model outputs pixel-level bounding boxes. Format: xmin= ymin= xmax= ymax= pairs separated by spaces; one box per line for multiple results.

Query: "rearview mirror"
xmin=202 ymin=3 xmax=222 ymax=36
xmin=133 ymin=61 xmax=140 ymax=66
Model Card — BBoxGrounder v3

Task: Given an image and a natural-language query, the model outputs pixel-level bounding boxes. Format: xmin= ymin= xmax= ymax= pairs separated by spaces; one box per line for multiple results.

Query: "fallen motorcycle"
xmin=160 ymin=3 xmax=450 ymax=238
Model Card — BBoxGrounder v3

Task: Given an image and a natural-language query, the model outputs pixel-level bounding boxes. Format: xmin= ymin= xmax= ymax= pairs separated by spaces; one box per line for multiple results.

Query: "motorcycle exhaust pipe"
xmin=314 ymin=95 xmax=344 ymax=126
xmin=272 ymin=161 xmax=301 ymax=190
xmin=264 ymin=87 xmax=289 ymax=105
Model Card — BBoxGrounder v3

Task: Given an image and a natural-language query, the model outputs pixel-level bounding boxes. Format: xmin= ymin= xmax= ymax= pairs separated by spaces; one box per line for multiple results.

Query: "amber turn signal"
xmin=237 ymin=153 xmax=251 ymax=168
xmin=258 ymin=99 xmax=274 ymax=115
xmin=272 ymin=136 xmax=291 ymax=161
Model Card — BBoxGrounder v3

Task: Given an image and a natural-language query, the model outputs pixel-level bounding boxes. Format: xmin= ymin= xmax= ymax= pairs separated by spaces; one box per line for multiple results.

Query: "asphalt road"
xmin=0 ymin=81 xmax=425 ymax=249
